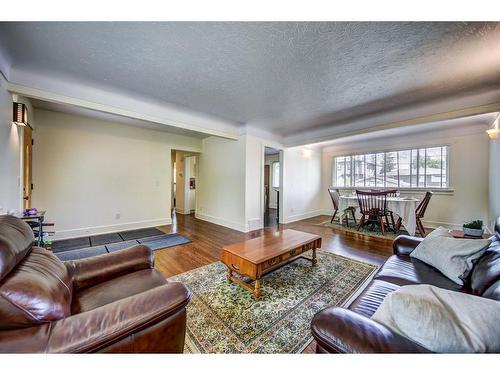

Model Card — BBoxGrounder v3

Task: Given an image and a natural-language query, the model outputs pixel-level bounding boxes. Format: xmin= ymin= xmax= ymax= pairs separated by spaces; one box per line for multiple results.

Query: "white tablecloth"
xmin=338 ymin=195 xmax=419 ymax=236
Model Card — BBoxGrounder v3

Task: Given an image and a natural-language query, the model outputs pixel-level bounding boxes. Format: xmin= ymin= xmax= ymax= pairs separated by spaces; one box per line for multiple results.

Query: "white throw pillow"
xmin=410 ymin=229 xmax=491 ymax=285
xmin=372 ymin=285 xmax=500 ymax=353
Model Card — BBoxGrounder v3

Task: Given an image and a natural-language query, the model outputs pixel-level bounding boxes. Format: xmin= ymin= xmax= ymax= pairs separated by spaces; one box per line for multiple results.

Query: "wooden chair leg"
xmin=379 ymin=216 xmax=385 ymax=236
xmin=331 ymin=209 xmax=338 ymax=224
xmin=396 ymin=217 xmax=402 ymax=231
xmin=416 ymin=218 xmax=426 ymax=237
xmin=357 ymin=215 xmax=365 ymax=231
xmin=350 ymin=209 xmax=357 ymax=225
xmin=390 ymin=212 xmax=396 ymax=232
xmin=384 ymin=215 xmax=390 ymax=232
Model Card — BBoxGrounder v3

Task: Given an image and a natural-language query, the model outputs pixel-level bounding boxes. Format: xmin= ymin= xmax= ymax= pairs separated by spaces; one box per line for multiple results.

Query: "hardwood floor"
xmin=155 ymin=211 xmax=393 ymax=353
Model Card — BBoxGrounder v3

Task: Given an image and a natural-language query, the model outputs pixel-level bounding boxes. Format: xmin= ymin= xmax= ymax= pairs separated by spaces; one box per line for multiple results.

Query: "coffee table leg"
xmin=254 ymin=278 xmax=262 ymax=299
xmin=227 ymin=269 xmax=233 ymax=283
xmin=312 ymin=248 xmax=318 ymax=267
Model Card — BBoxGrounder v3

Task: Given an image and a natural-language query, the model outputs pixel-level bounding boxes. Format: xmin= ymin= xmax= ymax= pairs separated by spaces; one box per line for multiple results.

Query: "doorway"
xmin=23 ymin=125 xmax=33 ymax=209
xmin=171 ymin=150 xmax=198 ymax=217
xmin=263 ymin=146 xmax=281 ymax=227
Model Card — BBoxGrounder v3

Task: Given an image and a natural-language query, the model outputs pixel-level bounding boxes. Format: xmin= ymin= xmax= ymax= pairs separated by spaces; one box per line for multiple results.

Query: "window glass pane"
xmin=333 ymin=145 xmax=448 ymax=189
xmin=365 ymin=154 xmax=376 ymax=187
xmin=335 ymin=157 xmax=345 ymax=187
xmin=375 ymin=153 xmax=385 ymax=187
xmin=385 ymin=152 xmax=398 ymax=187
xmin=418 ymin=148 xmax=426 ymax=187
xmin=345 ymin=156 xmax=352 ymax=187
xmin=354 ymin=155 xmax=365 ymax=186
xmin=441 ymin=147 xmax=448 ymax=188
xmin=425 ymin=147 xmax=442 ymax=188
xmin=410 ymin=149 xmax=418 ymax=187
xmin=272 ymin=162 xmax=280 ymax=188
xmin=398 ymin=150 xmax=411 ymax=188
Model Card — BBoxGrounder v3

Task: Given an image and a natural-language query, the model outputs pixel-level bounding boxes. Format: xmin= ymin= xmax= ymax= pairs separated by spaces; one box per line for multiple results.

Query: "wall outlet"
xmin=115 ymin=213 xmax=121 ymax=220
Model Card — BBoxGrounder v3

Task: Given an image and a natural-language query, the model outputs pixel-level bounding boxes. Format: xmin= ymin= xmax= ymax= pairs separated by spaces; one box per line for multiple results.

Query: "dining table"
xmin=338 ymin=194 xmax=420 ymax=236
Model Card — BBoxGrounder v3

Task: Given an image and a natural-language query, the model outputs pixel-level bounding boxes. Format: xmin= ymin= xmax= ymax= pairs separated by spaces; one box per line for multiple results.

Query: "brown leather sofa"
xmin=311 ymin=217 xmax=500 ymax=353
xmin=0 ymin=215 xmax=191 ymax=353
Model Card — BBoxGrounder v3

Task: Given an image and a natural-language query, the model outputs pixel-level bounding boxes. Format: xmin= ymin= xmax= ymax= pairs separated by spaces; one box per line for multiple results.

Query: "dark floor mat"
xmin=106 ymin=240 xmax=140 ymax=253
xmin=51 ymin=236 xmax=91 ymax=253
xmin=138 ymin=234 xmax=191 ymax=251
xmin=90 ymin=232 xmax=123 ymax=247
xmin=55 ymin=246 xmax=108 ymax=261
xmin=118 ymin=227 xmax=165 ymax=240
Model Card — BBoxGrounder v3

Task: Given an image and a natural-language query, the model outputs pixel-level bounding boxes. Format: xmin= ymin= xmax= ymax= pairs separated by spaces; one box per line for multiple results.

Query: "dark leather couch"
xmin=0 ymin=215 xmax=191 ymax=353
xmin=311 ymin=217 xmax=500 ymax=353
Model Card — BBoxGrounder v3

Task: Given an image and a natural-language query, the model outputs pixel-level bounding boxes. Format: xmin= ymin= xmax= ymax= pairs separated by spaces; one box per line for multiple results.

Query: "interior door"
xmin=264 ymin=164 xmax=270 ymax=209
xmin=23 ymin=125 xmax=33 ymax=209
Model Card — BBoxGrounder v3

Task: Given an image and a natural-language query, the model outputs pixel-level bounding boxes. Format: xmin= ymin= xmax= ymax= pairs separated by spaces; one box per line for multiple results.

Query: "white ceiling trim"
xmin=7 ymin=81 xmax=240 ymax=140
xmin=284 ymin=96 xmax=500 ymax=147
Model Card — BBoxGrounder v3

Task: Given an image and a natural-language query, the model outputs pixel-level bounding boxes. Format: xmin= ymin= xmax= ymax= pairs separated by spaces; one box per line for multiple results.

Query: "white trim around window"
xmin=332 ymin=145 xmax=450 ymax=190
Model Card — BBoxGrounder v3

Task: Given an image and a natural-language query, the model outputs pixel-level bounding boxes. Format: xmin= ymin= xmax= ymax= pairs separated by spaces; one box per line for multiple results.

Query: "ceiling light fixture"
xmin=13 ymin=102 xmax=27 ymax=127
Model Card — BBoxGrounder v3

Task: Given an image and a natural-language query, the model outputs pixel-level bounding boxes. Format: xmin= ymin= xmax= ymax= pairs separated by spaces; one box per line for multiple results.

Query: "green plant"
xmin=463 ymin=220 xmax=483 ymax=230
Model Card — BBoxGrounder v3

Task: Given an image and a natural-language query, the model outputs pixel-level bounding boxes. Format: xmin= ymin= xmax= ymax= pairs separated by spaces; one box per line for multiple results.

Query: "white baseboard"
xmin=195 ymin=212 xmax=247 ymax=232
xmin=268 ymin=204 xmax=277 ymax=209
xmin=175 ymin=207 xmax=192 ymax=215
xmin=247 ymin=217 xmax=263 ymax=232
xmin=54 ymin=217 xmax=172 ymax=240
xmin=283 ymin=209 xmax=325 ymax=224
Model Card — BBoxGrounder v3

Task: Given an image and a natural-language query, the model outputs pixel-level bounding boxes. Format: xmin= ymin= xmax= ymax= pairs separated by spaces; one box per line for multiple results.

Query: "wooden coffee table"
xmin=221 ymin=229 xmax=322 ymax=299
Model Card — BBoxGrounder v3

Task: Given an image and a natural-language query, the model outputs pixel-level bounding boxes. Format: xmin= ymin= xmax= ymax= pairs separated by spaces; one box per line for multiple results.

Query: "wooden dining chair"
xmin=396 ymin=191 xmax=433 ymax=236
xmin=372 ymin=189 xmax=398 ymax=230
xmin=356 ymin=190 xmax=391 ymax=235
xmin=371 ymin=189 xmax=399 ymax=197
xmin=328 ymin=188 xmax=356 ymax=226
xmin=415 ymin=191 xmax=433 ymax=236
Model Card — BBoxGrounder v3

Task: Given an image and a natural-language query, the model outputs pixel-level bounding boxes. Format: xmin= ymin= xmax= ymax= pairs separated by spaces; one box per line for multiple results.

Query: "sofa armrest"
xmin=311 ymin=307 xmax=430 ymax=353
xmin=65 ymin=244 xmax=154 ymax=291
xmin=392 ymin=235 xmax=423 ymax=256
xmin=46 ymin=282 xmax=191 ymax=353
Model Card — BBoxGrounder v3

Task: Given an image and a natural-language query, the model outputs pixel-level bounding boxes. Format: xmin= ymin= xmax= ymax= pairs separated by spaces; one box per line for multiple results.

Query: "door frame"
xmin=22 ymin=124 xmax=33 ymax=209
xmin=261 ymin=145 xmax=284 ymax=227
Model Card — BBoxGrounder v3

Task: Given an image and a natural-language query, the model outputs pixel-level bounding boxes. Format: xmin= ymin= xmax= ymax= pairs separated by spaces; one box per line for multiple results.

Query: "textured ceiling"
xmin=1 ymin=22 xmax=500 ymax=139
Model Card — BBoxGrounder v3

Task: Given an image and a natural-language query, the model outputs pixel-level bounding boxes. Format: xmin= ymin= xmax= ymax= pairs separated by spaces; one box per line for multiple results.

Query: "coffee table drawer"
xmin=262 ymin=255 xmax=282 ymax=271
xmin=280 ymin=248 xmax=301 ymax=261
xmin=221 ymin=251 xmax=257 ymax=278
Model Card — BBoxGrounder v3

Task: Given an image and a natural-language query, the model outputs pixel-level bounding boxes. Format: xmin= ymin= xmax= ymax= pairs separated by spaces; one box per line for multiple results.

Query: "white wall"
xmin=196 ymin=136 xmax=247 ymax=231
xmin=282 ymin=147 xmax=323 ymax=223
xmin=0 ymin=74 xmax=22 ymax=213
xmin=32 ymin=109 xmax=201 ymax=239
xmin=490 ymin=137 xmax=500 ymax=228
xmin=321 ymin=128 xmax=490 ymax=229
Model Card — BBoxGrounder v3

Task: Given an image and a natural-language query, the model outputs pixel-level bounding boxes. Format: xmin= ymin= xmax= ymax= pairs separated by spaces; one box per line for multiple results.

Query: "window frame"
xmin=331 ymin=145 xmax=450 ymax=191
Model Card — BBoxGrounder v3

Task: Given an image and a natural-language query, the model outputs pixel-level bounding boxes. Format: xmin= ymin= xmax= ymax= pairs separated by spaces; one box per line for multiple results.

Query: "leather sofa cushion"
xmin=0 ymin=248 xmax=72 ymax=329
xmin=470 ymin=234 xmax=500 ymax=297
xmin=0 ymin=215 xmax=34 ymax=281
xmin=71 ymin=269 xmax=167 ymax=314
xmin=374 ymin=255 xmax=466 ymax=292
xmin=349 ymin=280 xmax=400 ymax=318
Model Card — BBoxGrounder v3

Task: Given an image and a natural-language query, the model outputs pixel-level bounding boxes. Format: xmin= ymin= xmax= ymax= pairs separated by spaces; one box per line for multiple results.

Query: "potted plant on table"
xmin=463 ymin=220 xmax=484 ymax=237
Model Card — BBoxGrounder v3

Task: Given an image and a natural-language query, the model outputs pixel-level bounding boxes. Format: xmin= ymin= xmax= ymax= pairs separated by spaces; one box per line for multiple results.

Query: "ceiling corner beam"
xmin=6 ymin=81 xmax=240 ymax=141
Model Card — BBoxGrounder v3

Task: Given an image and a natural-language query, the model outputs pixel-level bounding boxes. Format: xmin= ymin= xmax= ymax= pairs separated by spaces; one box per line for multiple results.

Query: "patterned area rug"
xmin=316 ymin=219 xmax=413 ymax=239
xmin=170 ymin=250 xmax=377 ymax=353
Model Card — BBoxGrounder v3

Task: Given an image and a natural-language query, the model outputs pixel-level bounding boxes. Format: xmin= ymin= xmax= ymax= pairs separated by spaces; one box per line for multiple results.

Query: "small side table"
xmin=18 ymin=210 xmax=46 ymax=246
